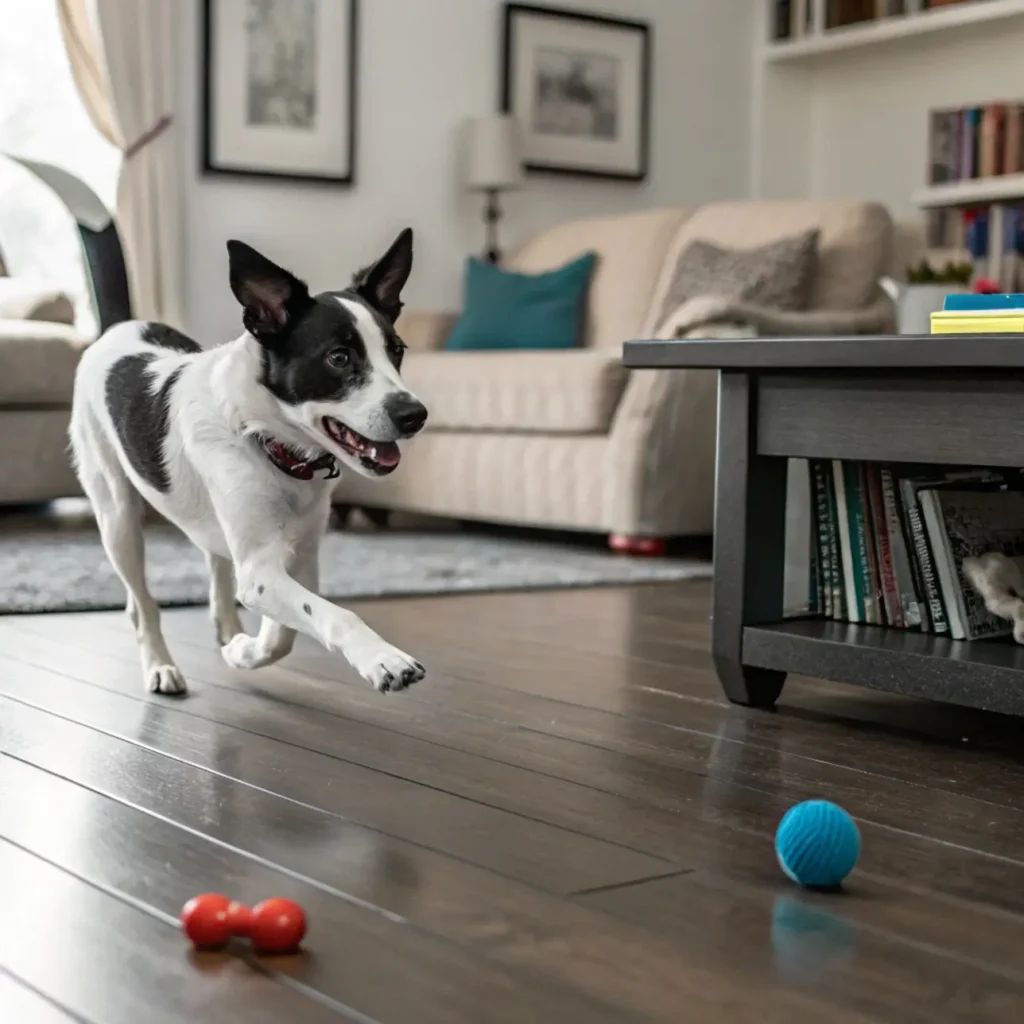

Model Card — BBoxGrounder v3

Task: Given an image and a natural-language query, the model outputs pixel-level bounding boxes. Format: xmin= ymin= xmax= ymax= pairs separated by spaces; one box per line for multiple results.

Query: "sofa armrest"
xmin=604 ymin=365 xmax=718 ymax=537
xmin=395 ymin=309 xmax=458 ymax=352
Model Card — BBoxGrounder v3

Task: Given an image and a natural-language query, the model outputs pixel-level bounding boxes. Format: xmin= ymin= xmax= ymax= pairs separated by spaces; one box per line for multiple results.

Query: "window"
xmin=0 ymin=0 xmax=121 ymax=336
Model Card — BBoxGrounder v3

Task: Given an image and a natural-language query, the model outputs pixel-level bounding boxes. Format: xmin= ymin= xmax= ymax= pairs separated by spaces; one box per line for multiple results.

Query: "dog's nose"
xmin=386 ymin=393 xmax=428 ymax=437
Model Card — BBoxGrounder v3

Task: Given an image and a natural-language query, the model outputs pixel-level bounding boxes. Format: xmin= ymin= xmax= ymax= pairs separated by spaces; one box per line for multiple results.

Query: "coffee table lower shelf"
xmin=742 ymin=621 xmax=1024 ymax=716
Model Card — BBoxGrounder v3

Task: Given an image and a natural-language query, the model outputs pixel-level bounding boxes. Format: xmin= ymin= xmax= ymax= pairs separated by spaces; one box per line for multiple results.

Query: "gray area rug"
xmin=0 ymin=525 xmax=711 ymax=613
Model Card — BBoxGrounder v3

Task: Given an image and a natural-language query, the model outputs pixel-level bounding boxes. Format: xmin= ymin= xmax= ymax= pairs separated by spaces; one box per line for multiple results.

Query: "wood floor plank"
xmin=0 ymin=713 xmax=871 ymax=1023
xmin=0 ymin=840 xmax=351 ymax=1024
xmin=0 ymin=969 xmax=82 ymax=1024
xmin=0 ymin=656 xmax=670 ymax=893
xmin=6 ymin=621 xmax=1024 ymax=979
xmin=578 ymin=871 xmax=1024 ymax=1024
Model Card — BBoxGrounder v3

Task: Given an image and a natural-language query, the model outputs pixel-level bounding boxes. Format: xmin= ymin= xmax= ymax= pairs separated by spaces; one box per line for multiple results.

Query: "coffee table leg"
xmin=712 ymin=373 xmax=788 ymax=708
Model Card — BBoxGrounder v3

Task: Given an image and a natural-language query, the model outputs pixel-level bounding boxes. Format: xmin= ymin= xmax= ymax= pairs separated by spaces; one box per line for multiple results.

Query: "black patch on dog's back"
xmin=105 ymin=354 xmax=184 ymax=493
xmin=140 ymin=322 xmax=202 ymax=354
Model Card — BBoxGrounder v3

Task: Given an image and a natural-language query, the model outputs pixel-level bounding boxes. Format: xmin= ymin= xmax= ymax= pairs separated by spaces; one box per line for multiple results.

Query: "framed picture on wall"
xmin=501 ymin=3 xmax=650 ymax=182
xmin=202 ymin=0 xmax=358 ymax=184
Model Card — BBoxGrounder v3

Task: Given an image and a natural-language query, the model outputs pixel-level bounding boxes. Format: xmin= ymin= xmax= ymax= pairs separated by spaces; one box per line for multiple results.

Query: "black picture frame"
xmin=500 ymin=2 xmax=651 ymax=182
xmin=201 ymin=0 xmax=359 ymax=186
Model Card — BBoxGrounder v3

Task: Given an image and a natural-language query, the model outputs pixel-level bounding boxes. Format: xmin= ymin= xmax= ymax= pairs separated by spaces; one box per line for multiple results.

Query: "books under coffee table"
xmin=784 ymin=460 xmax=1024 ymax=642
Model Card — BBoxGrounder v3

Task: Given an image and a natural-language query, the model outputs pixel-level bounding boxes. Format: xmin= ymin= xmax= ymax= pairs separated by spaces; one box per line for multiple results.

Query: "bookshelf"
xmin=623 ymin=333 xmax=1024 ymax=717
xmin=764 ymin=0 xmax=1024 ymax=64
xmin=753 ymin=0 xmax=1024 ymax=204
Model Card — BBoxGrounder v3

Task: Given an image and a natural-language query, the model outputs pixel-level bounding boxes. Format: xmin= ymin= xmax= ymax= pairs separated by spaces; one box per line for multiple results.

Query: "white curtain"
xmin=58 ymin=0 xmax=182 ymax=327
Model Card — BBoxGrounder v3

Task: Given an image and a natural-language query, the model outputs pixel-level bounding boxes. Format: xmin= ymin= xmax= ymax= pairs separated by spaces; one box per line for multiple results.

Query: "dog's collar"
xmin=255 ymin=434 xmax=339 ymax=481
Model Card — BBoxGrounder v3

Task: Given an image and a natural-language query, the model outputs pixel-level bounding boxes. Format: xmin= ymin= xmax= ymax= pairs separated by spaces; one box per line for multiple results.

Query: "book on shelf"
xmin=960 ymin=107 xmax=981 ymax=180
xmin=783 ymin=460 xmax=1024 ymax=640
xmin=826 ymin=0 xmax=877 ymax=28
xmin=783 ymin=458 xmax=815 ymax=617
xmin=1004 ymin=104 xmax=1023 ymax=175
xmin=980 ymin=103 xmax=1006 ymax=179
xmin=772 ymin=0 xmax=793 ymax=40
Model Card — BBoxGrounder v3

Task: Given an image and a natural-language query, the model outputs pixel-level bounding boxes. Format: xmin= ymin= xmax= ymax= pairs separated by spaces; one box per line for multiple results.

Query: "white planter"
xmin=879 ymin=278 xmax=970 ymax=335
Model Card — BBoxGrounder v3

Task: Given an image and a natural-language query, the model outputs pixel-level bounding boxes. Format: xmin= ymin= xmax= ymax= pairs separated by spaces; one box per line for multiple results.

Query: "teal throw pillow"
xmin=444 ymin=252 xmax=597 ymax=351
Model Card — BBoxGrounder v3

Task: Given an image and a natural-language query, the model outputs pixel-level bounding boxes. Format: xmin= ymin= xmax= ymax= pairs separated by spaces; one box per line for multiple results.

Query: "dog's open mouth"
xmin=323 ymin=417 xmax=400 ymax=475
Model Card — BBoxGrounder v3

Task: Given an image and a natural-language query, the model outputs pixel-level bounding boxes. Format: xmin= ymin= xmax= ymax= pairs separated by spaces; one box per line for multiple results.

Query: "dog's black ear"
xmin=227 ymin=240 xmax=311 ymax=344
xmin=353 ymin=228 xmax=413 ymax=323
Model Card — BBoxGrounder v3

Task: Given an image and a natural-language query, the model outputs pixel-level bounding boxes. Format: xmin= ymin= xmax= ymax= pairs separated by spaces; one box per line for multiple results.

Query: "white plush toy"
xmin=962 ymin=553 xmax=1024 ymax=644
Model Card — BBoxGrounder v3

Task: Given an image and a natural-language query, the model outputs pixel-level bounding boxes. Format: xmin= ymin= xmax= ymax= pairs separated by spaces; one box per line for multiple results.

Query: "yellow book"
xmin=931 ymin=310 xmax=1024 ymax=333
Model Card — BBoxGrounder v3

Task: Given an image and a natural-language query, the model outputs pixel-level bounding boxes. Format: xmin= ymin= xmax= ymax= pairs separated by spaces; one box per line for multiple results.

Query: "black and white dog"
xmin=69 ymin=228 xmax=427 ymax=697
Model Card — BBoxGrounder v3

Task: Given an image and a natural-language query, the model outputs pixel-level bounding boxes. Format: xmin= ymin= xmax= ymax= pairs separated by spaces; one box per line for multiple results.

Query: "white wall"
xmin=177 ymin=0 xmax=753 ymax=342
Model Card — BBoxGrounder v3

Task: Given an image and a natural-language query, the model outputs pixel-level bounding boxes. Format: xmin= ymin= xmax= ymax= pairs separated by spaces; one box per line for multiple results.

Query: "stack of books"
xmin=784 ymin=460 xmax=1024 ymax=641
xmin=931 ymin=291 xmax=1024 ymax=332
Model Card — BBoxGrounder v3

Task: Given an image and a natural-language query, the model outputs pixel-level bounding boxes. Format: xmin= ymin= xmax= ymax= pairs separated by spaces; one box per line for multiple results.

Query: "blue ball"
xmin=775 ymin=800 xmax=860 ymax=888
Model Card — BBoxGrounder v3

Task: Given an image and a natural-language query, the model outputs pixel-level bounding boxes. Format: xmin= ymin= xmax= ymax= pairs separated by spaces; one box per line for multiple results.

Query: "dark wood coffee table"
xmin=624 ymin=334 xmax=1024 ymax=716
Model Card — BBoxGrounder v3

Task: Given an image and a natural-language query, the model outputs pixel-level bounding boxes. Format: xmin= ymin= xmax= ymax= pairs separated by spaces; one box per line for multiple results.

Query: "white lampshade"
xmin=465 ymin=114 xmax=523 ymax=192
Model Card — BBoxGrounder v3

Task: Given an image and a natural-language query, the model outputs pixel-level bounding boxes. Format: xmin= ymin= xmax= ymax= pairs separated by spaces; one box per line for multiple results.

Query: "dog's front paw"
xmin=349 ymin=640 xmax=425 ymax=694
xmin=145 ymin=664 xmax=187 ymax=696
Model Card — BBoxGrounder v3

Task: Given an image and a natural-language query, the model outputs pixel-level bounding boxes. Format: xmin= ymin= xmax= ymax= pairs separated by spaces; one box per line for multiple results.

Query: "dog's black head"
xmin=227 ymin=229 xmax=427 ymax=478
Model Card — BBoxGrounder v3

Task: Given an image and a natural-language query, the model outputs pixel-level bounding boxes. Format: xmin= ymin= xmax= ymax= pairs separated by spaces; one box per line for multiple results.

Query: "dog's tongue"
xmin=374 ymin=442 xmax=400 ymax=467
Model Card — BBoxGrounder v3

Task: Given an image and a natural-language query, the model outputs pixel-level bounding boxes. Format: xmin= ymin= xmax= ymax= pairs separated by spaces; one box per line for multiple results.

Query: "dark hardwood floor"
xmin=3 ymin=580 xmax=1024 ymax=1021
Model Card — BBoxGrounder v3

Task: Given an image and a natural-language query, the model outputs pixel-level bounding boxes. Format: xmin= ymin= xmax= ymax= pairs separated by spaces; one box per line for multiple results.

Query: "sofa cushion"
xmin=0 ymin=320 xmax=89 ymax=406
xmin=445 ymin=253 xmax=596 ymax=352
xmin=0 ymin=278 xmax=75 ymax=325
xmin=656 ymin=229 xmax=820 ymax=329
xmin=511 ymin=207 xmax=692 ymax=349
xmin=402 ymin=348 xmax=629 ymax=434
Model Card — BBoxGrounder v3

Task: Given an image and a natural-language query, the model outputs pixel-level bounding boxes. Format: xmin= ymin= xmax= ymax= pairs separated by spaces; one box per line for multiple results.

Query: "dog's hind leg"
xmin=207 ymin=551 xmax=244 ymax=645
xmin=221 ymin=616 xmax=296 ymax=670
xmin=220 ymin=545 xmax=315 ymax=671
xmin=75 ymin=433 xmax=186 ymax=695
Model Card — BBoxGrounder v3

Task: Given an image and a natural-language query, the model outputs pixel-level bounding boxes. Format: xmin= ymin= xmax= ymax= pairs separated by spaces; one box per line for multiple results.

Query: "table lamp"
xmin=465 ymin=114 xmax=522 ymax=264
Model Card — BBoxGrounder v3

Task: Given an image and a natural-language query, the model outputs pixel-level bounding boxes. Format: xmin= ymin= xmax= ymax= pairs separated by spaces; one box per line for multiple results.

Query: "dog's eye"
xmin=326 ymin=348 xmax=350 ymax=369
xmin=388 ymin=339 xmax=406 ymax=368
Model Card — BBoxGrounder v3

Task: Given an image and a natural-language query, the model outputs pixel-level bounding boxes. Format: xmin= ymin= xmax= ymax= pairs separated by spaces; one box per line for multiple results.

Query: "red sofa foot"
xmin=608 ymin=534 xmax=667 ymax=557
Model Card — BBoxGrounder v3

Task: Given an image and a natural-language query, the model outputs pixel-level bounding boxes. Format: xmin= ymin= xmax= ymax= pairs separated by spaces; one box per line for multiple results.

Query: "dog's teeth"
xmin=369 ymin=446 xmax=377 ymax=460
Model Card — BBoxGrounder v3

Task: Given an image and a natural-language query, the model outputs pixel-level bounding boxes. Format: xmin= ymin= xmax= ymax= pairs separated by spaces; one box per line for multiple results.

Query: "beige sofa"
xmin=333 ymin=200 xmax=897 ymax=545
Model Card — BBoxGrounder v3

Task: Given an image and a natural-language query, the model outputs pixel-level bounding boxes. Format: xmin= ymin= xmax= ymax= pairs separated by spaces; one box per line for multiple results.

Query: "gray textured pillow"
xmin=658 ymin=229 xmax=820 ymax=328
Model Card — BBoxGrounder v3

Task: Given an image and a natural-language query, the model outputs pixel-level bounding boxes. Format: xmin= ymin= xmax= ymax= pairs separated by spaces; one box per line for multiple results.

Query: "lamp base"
xmin=483 ymin=188 xmax=502 ymax=265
